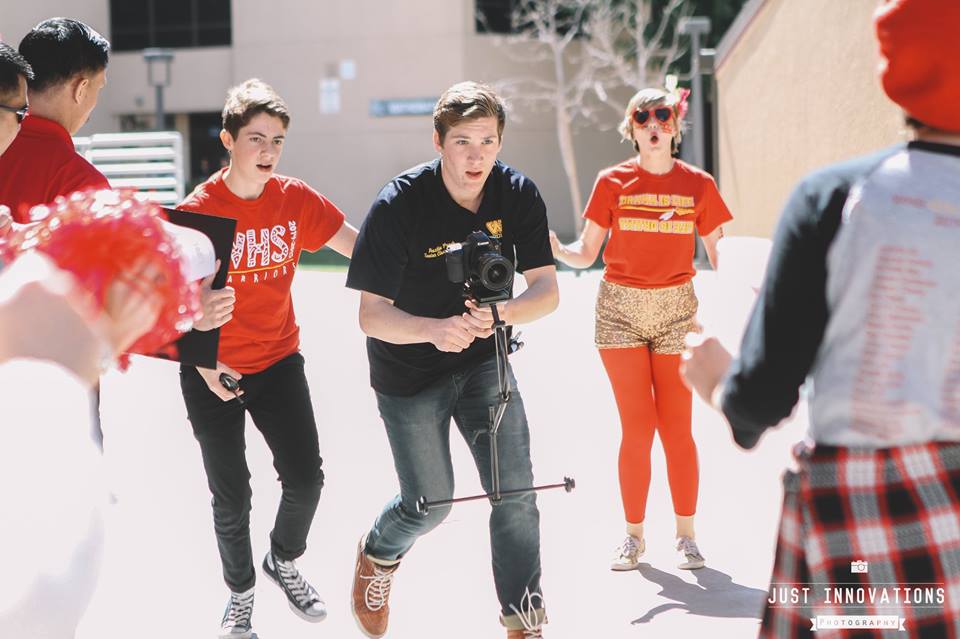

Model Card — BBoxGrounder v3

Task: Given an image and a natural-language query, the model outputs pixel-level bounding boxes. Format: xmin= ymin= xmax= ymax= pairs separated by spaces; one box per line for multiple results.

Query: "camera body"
xmin=850 ymin=560 xmax=869 ymax=574
xmin=445 ymin=230 xmax=514 ymax=305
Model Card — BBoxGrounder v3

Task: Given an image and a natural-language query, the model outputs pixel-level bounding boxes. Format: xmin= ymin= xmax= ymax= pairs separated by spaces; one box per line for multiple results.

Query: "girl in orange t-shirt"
xmin=551 ymin=86 xmax=731 ymax=572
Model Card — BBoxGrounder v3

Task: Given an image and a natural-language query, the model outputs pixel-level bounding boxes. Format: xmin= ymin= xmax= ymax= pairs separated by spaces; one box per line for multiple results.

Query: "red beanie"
xmin=874 ymin=0 xmax=960 ymax=133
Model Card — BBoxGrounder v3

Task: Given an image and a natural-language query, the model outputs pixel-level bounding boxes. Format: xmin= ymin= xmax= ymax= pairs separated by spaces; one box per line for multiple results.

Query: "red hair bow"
xmin=675 ymin=88 xmax=691 ymax=120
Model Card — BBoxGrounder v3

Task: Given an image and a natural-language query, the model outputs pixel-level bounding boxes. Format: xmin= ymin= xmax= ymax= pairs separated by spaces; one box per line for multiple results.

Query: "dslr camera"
xmin=445 ymin=230 xmax=514 ymax=305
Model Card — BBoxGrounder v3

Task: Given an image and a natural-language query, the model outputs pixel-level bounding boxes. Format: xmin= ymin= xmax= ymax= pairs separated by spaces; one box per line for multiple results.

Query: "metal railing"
xmin=74 ymin=131 xmax=184 ymax=206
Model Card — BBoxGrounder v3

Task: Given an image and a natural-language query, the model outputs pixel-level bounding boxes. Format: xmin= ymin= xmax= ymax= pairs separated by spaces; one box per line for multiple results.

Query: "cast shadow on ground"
xmin=631 ymin=564 xmax=767 ymax=625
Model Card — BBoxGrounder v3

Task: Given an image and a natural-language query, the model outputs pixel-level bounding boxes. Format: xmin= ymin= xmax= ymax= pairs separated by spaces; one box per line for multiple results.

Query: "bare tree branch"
xmin=494 ymin=0 xmax=693 ymax=236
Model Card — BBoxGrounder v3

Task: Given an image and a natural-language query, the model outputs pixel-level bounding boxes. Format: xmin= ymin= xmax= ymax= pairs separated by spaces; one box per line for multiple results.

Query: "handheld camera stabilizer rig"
xmin=416 ymin=231 xmax=575 ymax=515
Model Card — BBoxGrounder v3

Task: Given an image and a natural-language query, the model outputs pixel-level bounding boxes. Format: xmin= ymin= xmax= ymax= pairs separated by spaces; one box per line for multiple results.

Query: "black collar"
xmin=908 ymin=140 xmax=960 ymax=158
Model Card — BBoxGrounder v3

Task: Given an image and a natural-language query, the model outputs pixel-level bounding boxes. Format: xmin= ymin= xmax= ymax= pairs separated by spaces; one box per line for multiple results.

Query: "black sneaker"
xmin=263 ymin=550 xmax=327 ymax=622
xmin=220 ymin=588 xmax=254 ymax=638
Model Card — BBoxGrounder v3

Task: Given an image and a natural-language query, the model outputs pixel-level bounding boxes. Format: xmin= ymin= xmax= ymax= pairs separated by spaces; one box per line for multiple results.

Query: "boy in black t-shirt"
xmin=346 ymin=82 xmax=558 ymax=638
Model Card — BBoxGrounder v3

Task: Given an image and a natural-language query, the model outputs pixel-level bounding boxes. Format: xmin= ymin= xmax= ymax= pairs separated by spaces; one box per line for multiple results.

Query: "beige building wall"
xmin=0 ymin=1 xmax=113 ymax=132
xmin=0 ymin=0 xmax=628 ymax=238
xmin=715 ymin=0 xmax=904 ymax=238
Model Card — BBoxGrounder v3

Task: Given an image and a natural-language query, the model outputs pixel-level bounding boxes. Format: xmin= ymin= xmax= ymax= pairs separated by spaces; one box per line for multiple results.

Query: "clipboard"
xmin=155 ymin=207 xmax=236 ymax=368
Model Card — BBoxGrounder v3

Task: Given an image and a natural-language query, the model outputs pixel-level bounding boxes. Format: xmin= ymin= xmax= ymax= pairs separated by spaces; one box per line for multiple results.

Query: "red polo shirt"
xmin=0 ymin=115 xmax=110 ymax=222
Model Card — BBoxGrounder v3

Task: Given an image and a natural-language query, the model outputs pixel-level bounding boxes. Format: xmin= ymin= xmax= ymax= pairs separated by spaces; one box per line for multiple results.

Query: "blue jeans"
xmin=364 ymin=355 xmax=544 ymax=626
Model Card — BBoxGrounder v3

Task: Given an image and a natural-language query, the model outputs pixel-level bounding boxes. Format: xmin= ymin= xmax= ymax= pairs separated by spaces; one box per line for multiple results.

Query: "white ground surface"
xmin=77 ymin=269 xmax=807 ymax=639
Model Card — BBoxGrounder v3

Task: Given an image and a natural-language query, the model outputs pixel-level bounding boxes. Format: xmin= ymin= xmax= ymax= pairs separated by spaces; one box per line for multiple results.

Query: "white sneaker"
xmin=220 ymin=588 xmax=254 ymax=638
xmin=676 ymin=536 xmax=705 ymax=570
xmin=610 ymin=535 xmax=645 ymax=571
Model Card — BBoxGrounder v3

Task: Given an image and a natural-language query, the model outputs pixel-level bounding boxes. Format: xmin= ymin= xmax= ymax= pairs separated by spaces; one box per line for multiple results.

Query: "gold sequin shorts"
xmin=594 ymin=279 xmax=698 ymax=354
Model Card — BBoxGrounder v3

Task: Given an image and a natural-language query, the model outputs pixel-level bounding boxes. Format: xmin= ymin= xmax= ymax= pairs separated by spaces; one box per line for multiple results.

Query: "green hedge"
xmin=299 ymin=247 xmax=350 ymax=271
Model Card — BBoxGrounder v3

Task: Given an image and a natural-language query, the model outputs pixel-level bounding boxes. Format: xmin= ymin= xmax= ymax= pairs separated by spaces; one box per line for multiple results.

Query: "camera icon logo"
xmin=850 ymin=560 xmax=869 ymax=574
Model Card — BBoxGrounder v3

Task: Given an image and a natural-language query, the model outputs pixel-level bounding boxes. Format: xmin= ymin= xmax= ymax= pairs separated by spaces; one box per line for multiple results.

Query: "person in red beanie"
xmin=682 ymin=0 xmax=960 ymax=637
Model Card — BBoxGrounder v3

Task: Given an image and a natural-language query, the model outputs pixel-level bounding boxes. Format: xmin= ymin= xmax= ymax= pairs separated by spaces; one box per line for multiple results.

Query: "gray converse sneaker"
xmin=263 ymin=551 xmax=327 ymax=621
xmin=610 ymin=535 xmax=645 ymax=571
xmin=220 ymin=588 xmax=254 ymax=638
xmin=676 ymin=536 xmax=705 ymax=570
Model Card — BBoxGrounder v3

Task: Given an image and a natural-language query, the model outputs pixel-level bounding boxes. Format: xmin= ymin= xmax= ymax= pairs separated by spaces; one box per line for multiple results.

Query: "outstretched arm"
xmin=325 ymin=221 xmax=359 ymax=258
xmin=700 ymin=226 xmax=723 ymax=270
xmin=549 ymin=221 xmax=606 ymax=269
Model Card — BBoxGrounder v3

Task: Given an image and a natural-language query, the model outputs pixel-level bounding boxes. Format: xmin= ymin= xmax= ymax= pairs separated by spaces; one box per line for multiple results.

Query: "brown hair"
xmin=618 ymin=87 xmax=684 ymax=154
xmin=433 ymin=81 xmax=506 ymax=143
xmin=222 ymin=78 xmax=290 ymax=139
xmin=905 ymin=114 xmax=931 ymax=131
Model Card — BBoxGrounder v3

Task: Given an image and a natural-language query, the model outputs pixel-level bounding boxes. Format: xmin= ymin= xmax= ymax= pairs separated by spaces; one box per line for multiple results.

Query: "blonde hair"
xmin=618 ymin=87 xmax=684 ymax=154
xmin=433 ymin=81 xmax=506 ymax=143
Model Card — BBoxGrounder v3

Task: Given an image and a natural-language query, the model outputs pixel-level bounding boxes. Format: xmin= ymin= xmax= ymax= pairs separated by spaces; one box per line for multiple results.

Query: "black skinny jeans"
xmin=179 ymin=352 xmax=324 ymax=592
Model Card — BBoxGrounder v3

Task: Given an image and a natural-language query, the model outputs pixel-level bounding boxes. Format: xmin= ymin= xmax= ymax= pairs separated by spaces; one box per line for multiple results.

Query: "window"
xmin=475 ymin=0 xmax=517 ymax=34
xmin=188 ymin=111 xmax=229 ymax=190
xmin=110 ymin=0 xmax=231 ymax=51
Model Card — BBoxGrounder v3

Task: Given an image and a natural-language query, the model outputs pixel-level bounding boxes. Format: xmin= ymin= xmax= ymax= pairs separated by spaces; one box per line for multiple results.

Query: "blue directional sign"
xmin=369 ymin=98 xmax=438 ymax=117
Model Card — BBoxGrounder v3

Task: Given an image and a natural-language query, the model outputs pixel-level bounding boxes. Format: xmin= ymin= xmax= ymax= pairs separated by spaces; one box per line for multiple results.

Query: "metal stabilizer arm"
xmin=416 ymin=305 xmax=575 ymax=516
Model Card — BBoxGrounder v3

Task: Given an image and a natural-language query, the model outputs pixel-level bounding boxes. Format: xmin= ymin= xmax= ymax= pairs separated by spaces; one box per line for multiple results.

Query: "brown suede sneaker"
xmin=507 ymin=628 xmax=543 ymax=638
xmin=351 ymin=537 xmax=399 ymax=638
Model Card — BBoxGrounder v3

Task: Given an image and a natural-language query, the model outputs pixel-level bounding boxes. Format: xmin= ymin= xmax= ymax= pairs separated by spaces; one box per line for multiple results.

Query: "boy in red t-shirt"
xmin=177 ymin=79 xmax=356 ymax=639
xmin=551 ymin=84 xmax=731 ymax=574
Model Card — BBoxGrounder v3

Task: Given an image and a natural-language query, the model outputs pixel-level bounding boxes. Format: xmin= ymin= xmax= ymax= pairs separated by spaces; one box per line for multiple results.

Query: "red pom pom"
xmin=0 ymin=190 xmax=201 ymax=369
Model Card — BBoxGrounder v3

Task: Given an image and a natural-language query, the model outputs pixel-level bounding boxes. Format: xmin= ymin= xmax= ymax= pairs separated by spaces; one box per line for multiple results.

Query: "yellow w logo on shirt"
xmin=485 ymin=219 xmax=503 ymax=238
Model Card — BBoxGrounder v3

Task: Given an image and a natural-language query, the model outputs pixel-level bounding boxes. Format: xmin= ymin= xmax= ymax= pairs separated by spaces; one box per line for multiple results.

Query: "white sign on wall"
xmin=320 ymin=78 xmax=341 ymax=115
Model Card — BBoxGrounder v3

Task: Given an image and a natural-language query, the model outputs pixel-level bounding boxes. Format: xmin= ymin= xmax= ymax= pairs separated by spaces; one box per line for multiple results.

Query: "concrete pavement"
xmin=79 ymin=269 xmax=807 ymax=639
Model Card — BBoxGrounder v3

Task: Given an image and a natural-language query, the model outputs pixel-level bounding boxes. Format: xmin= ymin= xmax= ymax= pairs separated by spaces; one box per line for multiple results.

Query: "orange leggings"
xmin=599 ymin=347 xmax=698 ymax=523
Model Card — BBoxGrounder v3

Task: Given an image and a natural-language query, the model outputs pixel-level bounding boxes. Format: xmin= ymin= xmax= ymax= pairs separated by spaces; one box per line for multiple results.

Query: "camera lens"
xmin=478 ymin=254 xmax=514 ymax=291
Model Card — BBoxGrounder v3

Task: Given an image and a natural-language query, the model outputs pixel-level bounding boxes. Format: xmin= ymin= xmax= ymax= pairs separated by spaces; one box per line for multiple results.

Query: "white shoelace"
xmin=275 ymin=558 xmax=319 ymax=607
xmin=223 ymin=590 xmax=254 ymax=629
xmin=508 ymin=588 xmax=544 ymax=638
xmin=677 ymin=537 xmax=702 ymax=560
xmin=361 ymin=563 xmax=396 ymax=611
xmin=618 ymin=535 xmax=642 ymax=559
